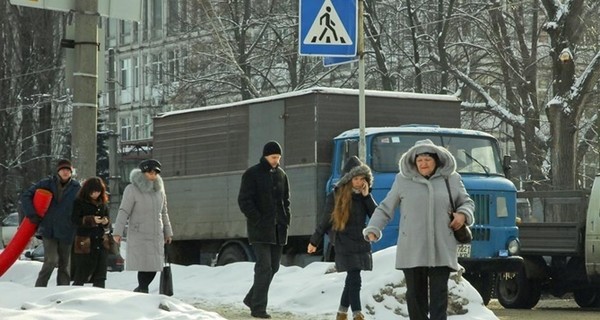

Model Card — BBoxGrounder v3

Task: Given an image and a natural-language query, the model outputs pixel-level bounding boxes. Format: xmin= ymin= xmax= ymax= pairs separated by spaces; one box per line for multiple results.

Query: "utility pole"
xmin=71 ymin=0 xmax=99 ymax=180
xmin=107 ymin=48 xmax=120 ymax=219
xmin=358 ymin=0 xmax=366 ymax=162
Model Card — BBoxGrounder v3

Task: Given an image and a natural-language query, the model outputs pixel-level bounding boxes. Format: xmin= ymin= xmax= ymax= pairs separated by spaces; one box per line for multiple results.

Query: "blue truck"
xmin=149 ymin=87 xmax=522 ymax=304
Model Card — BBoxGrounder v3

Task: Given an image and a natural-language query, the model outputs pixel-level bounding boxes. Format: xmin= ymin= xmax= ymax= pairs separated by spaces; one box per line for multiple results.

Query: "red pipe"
xmin=0 ymin=189 xmax=53 ymax=277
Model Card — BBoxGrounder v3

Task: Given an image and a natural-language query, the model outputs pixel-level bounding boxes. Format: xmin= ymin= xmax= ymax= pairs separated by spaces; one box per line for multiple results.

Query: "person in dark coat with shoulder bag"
xmin=364 ymin=139 xmax=475 ymax=320
xmin=308 ymin=156 xmax=376 ymax=320
xmin=71 ymin=177 xmax=111 ymax=288
xmin=238 ymin=141 xmax=291 ymax=319
xmin=20 ymin=159 xmax=81 ymax=287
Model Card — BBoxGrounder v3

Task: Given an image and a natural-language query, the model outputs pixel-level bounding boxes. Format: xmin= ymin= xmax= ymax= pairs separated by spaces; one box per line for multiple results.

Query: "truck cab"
xmin=327 ymin=125 xmax=523 ymax=304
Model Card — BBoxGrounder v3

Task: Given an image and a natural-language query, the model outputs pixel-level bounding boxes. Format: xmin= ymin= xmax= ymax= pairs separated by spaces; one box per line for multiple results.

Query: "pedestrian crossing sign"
xmin=299 ymin=0 xmax=358 ymax=57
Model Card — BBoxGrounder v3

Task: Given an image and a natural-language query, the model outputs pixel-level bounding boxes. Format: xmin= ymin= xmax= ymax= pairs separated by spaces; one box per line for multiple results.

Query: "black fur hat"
xmin=337 ymin=156 xmax=373 ymax=187
xmin=139 ymin=159 xmax=162 ymax=173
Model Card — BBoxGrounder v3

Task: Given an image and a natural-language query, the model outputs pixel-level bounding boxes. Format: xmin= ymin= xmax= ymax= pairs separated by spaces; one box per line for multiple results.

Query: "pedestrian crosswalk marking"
xmin=303 ymin=0 xmax=353 ymax=45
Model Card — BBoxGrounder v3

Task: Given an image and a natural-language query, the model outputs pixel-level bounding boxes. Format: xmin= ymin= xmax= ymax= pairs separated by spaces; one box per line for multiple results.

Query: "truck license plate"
xmin=457 ymin=244 xmax=471 ymax=258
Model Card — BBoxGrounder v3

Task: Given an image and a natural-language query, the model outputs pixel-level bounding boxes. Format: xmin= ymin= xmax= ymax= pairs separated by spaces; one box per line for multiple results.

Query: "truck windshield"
xmin=370 ymin=134 xmax=503 ymax=175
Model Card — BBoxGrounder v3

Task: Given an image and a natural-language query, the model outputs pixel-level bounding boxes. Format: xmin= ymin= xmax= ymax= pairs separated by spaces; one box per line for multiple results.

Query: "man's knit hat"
xmin=56 ymin=159 xmax=73 ymax=172
xmin=263 ymin=141 xmax=282 ymax=157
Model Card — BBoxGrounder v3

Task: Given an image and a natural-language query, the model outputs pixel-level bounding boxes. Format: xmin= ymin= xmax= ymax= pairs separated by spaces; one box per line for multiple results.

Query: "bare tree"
xmin=0 ymin=4 xmax=66 ymax=216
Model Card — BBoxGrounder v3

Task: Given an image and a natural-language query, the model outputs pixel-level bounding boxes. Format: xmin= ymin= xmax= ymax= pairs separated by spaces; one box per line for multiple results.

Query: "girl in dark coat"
xmin=71 ymin=177 xmax=111 ymax=288
xmin=308 ymin=156 xmax=377 ymax=320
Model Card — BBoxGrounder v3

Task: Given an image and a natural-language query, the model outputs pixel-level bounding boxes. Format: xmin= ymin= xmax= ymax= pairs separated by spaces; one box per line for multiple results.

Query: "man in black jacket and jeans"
xmin=238 ymin=141 xmax=291 ymax=319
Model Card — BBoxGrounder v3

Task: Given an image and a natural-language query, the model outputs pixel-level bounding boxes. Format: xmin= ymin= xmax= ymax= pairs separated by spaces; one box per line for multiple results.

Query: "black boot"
xmin=251 ymin=311 xmax=271 ymax=319
xmin=133 ymin=287 xmax=149 ymax=293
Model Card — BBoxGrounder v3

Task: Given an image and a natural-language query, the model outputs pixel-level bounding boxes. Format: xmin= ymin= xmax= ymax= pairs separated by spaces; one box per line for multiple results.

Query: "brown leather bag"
xmin=74 ymin=235 xmax=91 ymax=254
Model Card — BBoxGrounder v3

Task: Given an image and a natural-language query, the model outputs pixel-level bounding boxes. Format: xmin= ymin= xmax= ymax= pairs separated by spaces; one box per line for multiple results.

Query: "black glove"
xmin=28 ymin=214 xmax=43 ymax=225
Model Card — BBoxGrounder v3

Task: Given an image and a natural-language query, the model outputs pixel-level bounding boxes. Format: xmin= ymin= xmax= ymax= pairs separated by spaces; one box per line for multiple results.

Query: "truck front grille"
xmin=471 ymin=227 xmax=490 ymax=241
xmin=471 ymin=193 xmax=490 ymax=225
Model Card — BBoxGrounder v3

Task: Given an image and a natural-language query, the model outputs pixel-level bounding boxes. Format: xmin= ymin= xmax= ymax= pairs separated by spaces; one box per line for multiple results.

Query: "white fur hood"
xmin=129 ymin=168 xmax=164 ymax=193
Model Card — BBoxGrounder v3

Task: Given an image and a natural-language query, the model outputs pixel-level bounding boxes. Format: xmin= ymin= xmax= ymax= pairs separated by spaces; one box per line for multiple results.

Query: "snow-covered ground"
xmin=0 ymin=245 xmax=497 ymax=319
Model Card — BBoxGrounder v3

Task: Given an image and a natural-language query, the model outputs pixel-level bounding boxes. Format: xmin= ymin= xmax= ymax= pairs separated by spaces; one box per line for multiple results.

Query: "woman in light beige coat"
xmin=113 ymin=159 xmax=173 ymax=293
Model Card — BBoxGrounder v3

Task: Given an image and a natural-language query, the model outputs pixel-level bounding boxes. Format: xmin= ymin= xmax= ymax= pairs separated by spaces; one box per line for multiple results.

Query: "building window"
xmin=167 ymin=0 xmax=180 ymax=36
xmin=120 ymin=21 xmax=132 ymax=45
xmin=120 ymin=58 xmax=131 ymax=89
xmin=133 ymin=115 xmax=140 ymax=140
xmin=152 ymin=53 xmax=163 ymax=84
xmin=144 ymin=113 xmax=152 ymax=138
xmin=120 ymin=117 xmax=131 ymax=141
xmin=142 ymin=0 xmax=149 ymax=42
xmin=107 ymin=18 xmax=117 ymax=47
xmin=168 ymin=50 xmax=179 ymax=82
xmin=151 ymin=0 xmax=163 ymax=40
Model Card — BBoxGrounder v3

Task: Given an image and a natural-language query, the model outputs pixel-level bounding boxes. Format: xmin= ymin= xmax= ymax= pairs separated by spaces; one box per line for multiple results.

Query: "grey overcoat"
xmin=114 ymin=169 xmax=173 ymax=271
xmin=363 ymin=139 xmax=475 ymax=271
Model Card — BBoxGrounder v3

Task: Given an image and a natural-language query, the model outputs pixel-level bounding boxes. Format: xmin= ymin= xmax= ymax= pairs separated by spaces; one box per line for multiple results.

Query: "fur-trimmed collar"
xmin=129 ymin=168 xmax=164 ymax=193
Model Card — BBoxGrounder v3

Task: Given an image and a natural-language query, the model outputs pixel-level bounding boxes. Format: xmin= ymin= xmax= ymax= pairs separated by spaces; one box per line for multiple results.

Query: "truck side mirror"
xmin=503 ymin=155 xmax=512 ymax=179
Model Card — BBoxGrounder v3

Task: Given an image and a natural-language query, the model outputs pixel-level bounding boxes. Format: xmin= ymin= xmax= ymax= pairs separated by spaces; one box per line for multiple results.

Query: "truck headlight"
xmin=507 ymin=239 xmax=520 ymax=255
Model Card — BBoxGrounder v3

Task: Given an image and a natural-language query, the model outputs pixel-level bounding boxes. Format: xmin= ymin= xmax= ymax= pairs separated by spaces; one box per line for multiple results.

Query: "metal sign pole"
xmin=358 ymin=0 xmax=366 ymax=162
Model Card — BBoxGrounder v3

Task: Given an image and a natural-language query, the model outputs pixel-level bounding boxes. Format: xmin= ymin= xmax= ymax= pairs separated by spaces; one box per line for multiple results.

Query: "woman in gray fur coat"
xmin=308 ymin=156 xmax=377 ymax=320
xmin=364 ymin=139 xmax=474 ymax=320
xmin=113 ymin=159 xmax=173 ymax=293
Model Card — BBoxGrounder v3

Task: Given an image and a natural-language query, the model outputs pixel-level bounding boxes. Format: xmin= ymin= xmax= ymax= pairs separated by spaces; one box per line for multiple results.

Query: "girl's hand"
xmin=307 ymin=243 xmax=317 ymax=254
xmin=361 ymin=181 xmax=369 ymax=196
xmin=113 ymin=235 xmax=121 ymax=244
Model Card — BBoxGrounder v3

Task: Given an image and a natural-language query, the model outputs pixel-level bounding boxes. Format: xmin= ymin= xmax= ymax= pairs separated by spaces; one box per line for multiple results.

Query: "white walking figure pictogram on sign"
xmin=303 ymin=0 xmax=353 ymax=45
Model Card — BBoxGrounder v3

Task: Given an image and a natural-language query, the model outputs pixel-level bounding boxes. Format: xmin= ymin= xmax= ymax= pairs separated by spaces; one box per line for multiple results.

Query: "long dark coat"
xmin=310 ymin=190 xmax=377 ymax=272
xmin=21 ymin=175 xmax=81 ymax=242
xmin=238 ymin=157 xmax=291 ymax=245
xmin=71 ymin=198 xmax=110 ymax=283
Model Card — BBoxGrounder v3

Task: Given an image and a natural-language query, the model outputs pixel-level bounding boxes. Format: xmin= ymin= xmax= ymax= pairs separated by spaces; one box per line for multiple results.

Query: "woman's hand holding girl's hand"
xmin=367 ymin=233 xmax=378 ymax=242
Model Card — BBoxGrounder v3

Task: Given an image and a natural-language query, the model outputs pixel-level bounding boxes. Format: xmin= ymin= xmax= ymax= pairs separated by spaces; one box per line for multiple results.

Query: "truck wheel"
xmin=496 ymin=269 xmax=541 ymax=309
xmin=574 ymin=288 xmax=600 ymax=308
xmin=216 ymin=244 xmax=248 ymax=266
xmin=464 ymin=272 xmax=492 ymax=305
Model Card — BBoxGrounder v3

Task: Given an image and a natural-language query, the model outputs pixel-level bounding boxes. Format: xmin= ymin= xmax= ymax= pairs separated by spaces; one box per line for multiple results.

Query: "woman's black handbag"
xmin=159 ymin=244 xmax=174 ymax=296
xmin=444 ymin=178 xmax=473 ymax=244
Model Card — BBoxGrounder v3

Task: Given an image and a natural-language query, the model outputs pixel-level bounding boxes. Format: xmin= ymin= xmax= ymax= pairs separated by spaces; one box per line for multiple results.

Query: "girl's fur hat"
xmin=337 ymin=156 xmax=373 ymax=187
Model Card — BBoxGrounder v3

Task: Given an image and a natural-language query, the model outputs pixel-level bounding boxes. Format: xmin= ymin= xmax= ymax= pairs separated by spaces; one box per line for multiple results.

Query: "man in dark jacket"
xmin=238 ymin=141 xmax=291 ymax=319
xmin=21 ymin=159 xmax=81 ymax=287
